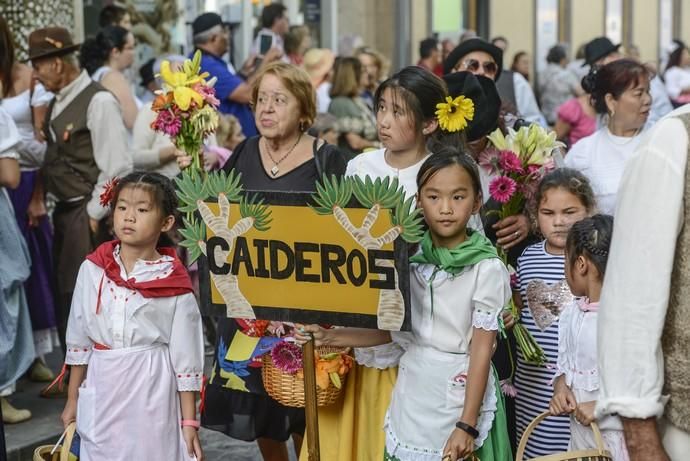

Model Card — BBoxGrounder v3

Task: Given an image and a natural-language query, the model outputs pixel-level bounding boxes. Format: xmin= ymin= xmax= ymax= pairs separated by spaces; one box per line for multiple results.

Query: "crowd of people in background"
xmin=1 ymin=2 xmax=690 ymax=461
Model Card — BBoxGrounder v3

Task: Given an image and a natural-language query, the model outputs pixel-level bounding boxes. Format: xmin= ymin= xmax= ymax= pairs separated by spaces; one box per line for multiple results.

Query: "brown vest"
xmin=662 ymin=112 xmax=690 ymax=432
xmin=41 ymin=81 xmax=106 ymax=201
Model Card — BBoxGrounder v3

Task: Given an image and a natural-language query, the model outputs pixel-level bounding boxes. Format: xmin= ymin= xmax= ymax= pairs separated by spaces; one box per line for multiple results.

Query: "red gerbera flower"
xmin=271 ymin=342 xmax=303 ymax=375
xmin=99 ymin=177 xmax=120 ymax=207
xmin=489 ymin=176 xmax=517 ymax=204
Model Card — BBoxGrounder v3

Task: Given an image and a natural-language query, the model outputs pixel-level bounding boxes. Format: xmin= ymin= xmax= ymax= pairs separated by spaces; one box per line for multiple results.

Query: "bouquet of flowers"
xmin=151 ymin=50 xmax=220 ymax=172
xmin=480 ymin=123 xmax=564 ymax=366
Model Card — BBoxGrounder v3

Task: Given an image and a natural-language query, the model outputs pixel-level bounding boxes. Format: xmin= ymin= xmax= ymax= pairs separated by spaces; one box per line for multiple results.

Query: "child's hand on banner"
xmin=294 ymin=324 xmax=329 ymax=346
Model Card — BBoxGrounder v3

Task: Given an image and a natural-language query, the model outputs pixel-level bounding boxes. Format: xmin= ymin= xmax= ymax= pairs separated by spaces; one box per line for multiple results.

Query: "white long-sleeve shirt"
xmin=596 ymin=104 xmax=690 ymax=420
xmin=65 ymin=246 xmax=205 ymax=392
xmin=513 ymin=72 xmax=547 ymax=127
xmin=49 ymin=71 xmax=132 ymax=220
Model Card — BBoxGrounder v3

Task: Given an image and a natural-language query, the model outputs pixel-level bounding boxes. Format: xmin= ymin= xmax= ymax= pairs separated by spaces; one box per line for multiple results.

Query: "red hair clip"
xmin=100 ymin=177 xmax=120 ymax=207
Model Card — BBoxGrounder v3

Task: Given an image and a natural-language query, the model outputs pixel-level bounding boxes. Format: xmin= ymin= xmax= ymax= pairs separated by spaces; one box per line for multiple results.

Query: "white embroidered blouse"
xmin=65 ymin=247 xmax=205 ymax=392
xmin=555 ymin=300 xmax=599 ymax=392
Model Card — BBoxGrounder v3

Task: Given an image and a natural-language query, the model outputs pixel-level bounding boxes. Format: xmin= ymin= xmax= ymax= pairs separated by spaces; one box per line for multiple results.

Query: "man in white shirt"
xmin=28 ymin=27 xmax=131 ymax=358
xmin=597 ymin=104 xmax=690 ymax=461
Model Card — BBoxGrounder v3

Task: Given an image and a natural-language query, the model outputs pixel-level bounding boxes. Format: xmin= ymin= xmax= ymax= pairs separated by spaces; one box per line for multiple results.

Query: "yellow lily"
xmin=158 ymin=51 xmax=210 ymax=111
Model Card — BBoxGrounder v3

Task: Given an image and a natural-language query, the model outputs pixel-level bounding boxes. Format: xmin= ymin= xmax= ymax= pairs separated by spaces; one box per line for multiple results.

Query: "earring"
xmin=299 ymin=121 xmax=306 ymax=132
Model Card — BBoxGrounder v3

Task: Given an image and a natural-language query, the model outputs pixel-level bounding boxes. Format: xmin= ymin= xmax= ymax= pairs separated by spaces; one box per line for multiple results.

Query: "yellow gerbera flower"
xmin=158 ymin=51 xmax=210 ymax=111
xmin=435 ymin=95 xmax=475 ymax=133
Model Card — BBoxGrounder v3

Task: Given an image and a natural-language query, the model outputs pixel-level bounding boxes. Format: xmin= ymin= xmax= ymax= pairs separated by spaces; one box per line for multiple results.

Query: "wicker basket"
xmin=33 ymin=422 xmax=77 ymax=461
xmin=262 ymin=345 xmax=349 ymax=408
xmin=516 ymin=411 xmax=613 ymax=461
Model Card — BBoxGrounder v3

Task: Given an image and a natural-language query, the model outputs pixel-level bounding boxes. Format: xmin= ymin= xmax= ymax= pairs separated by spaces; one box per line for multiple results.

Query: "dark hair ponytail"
xmin=373 ymin=66 xmax=460 ymax=152
xmin=566 ymin=214 xmax=614 ymax=278
xmin=80 ymin=26 xmax=130 ymax=75
xmin=111 ymin=171 xmax=178 ymax=247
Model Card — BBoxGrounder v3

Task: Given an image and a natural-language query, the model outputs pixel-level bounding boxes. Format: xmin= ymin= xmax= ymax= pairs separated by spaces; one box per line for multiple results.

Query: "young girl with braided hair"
xmin=550 ymin=214 xmax=628 ymax=460
xmin=60 ymin=171 xmax=205 ymax=461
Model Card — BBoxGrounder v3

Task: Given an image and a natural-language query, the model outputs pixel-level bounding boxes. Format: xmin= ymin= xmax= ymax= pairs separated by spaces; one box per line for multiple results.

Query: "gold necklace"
xmin=264 ymin=133 xmax=303 ymax=177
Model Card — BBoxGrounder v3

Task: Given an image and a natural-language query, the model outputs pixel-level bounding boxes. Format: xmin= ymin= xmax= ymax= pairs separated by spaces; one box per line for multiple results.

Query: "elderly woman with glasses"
xmin=177 ymin=62 xmax=349 ymax=461
xmin=444 ymin=38 xmax=545 ymax=127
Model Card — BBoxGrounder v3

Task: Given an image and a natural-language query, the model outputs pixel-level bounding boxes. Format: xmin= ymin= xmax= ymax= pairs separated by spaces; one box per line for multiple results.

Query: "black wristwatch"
xmin=455 ymin=420 xmax=479 ymax=438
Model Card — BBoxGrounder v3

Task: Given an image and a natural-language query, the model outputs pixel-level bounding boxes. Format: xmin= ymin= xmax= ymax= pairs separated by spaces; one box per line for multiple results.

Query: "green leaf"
xmin=329 ymin=372 xmax=342 ymax=389
xmin=240 ymin=194 xmax=272 ymax=231
xmin=203 ymin=169 xmax=243 ymax=200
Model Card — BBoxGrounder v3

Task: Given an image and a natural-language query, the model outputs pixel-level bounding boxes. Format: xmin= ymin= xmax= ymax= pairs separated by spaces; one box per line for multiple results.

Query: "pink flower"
xmin=271 ymin=341 xmax=303 ymax=374
xmin=489 ymin=176 xmax=517 ymax=204
xmin=193 ymin=83 xmax=221 ymax=108
xmin=520 ymin=180 xmax=538 ymax=202
xmin=510 ymin=272 xmax=519 ymax=289
xmin=500 ymin=379 xmax=518 ymax=398
xmin=152 ymin=109 xmax=182 ymax=137
xmin=477 ymin=147 xmax=501 ymax=175
xmin=498 ymin=150 xmax=524 ymax=174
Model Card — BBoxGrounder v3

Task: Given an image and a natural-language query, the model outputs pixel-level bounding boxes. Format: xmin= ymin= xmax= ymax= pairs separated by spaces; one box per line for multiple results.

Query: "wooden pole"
xmin=303 ymin=339 xmax=320 ymax=461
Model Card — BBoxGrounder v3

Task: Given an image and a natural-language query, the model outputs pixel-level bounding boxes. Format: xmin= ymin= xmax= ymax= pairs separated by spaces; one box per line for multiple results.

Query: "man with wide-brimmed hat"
xmin=28 ymin=27 xmax=131 ymax=373
xmin=444 ymin=38 xmax=545 ymax=127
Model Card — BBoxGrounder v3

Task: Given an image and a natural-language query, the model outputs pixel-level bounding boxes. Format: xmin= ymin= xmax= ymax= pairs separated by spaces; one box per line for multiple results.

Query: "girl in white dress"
xmin=298 ymin=150 xmax=512 ymax=461
xmin=60 ymin=172 xmax=205 ymax=461
xmin=550 ymin=214 xmax=628 ymax=460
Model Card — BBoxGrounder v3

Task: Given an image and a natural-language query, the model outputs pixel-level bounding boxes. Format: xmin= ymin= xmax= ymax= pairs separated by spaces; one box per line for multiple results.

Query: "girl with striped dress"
xmin=513 ymin=169 xmax=596 ymax=457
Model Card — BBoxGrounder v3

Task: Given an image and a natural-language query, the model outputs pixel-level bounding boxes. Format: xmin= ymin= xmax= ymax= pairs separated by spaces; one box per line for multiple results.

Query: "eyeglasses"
xmin=459 ymin=58 xmax=498 ymax=75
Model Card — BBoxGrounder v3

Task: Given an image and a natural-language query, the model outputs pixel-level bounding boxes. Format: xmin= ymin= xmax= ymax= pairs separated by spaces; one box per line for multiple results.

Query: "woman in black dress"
xmin=178 ymin=62 xmax=349 ymax=461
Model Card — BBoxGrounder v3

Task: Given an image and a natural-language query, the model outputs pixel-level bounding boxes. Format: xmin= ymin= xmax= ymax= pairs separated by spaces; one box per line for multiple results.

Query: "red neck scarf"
xmin=86 ymin=241 xmax=193 ymax=311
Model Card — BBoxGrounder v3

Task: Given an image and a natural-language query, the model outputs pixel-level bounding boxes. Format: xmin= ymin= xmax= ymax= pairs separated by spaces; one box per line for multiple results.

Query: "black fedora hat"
xmin=583 ymin=37 xmax=620 ymax=66
xmin=27 ymin=27 xmax=80 ymax=62
xmin=443 ymin=38 xmax=503 ymax=80
xmin=443 ymin=71 xmax=501 ymax=142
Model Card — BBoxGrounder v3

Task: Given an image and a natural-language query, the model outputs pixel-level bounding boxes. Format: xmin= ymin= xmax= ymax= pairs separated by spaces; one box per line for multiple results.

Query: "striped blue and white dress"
xmin=514 ymin=241 xmax=570 ymax=456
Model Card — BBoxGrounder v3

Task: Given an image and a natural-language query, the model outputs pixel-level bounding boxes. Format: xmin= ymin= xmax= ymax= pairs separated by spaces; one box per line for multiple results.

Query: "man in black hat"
xmin=28 ymin=27 xmax=131 ymax=370
xmin=444 ymin=38 xmax=546 ymax=127
xmin=192 ymin=12 xmax=278 ymax=138
xmin=582 ymin=36 xmax=672 ymax=124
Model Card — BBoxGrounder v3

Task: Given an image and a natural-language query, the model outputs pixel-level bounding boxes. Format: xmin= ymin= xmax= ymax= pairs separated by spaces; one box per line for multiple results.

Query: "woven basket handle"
xmin=58 ymin=422 xmax=77 ymax=461
xmin=515 ymin=411 xmax=607 ymax=460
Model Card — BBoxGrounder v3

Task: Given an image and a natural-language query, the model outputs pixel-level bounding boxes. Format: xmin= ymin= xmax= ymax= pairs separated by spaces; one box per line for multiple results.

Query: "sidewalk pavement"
xmin=3 ymin=351 xmax=297 ymax=461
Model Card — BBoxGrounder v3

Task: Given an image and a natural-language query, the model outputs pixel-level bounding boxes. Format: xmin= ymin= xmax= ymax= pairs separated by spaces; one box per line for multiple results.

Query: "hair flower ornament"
xmin=435 ymin=95 xmax=475 ymax=132
xmin=100 ymin=177 xmax=120 ymax=207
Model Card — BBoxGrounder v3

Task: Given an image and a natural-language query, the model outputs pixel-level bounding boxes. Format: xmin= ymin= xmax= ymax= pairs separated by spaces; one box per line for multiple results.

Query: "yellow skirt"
xmin=299 ymin=364 xmax=398 ymax=461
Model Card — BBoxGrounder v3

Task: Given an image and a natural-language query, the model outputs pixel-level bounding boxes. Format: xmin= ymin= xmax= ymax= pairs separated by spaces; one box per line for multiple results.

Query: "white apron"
xmin=77 ymin=344 xmax=194 ymax=461
xmin=384 ymin=345 xmax=498 ymax=461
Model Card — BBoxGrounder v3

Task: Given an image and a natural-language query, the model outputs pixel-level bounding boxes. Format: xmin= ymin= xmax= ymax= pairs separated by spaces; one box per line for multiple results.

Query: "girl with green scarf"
xmin=297 ymin=149 xmax=512 ymax=461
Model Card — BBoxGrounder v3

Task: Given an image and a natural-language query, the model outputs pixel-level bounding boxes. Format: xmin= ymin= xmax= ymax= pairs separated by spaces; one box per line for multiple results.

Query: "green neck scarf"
xmin=410 ymin=229 xmax=499 ymax=316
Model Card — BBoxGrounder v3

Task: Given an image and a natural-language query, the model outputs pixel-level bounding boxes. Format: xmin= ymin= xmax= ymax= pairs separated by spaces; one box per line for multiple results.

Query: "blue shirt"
xmin=195 ymin=50 xmax=257 ymax=137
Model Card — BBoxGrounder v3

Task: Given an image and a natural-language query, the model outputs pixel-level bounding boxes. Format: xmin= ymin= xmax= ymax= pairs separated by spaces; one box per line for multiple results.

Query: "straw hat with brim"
xmin=443 ymin=71 xmax=501 ymax=142
xmin=583 ymin=37 xmax=620 ymax=66
xmin=303 ymin=48 xmax=335 ymax=86
xmin=26 ymin=27 xmax=80 ymax=62
xmin=443 ymin=38 xmax=503 ymax=80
